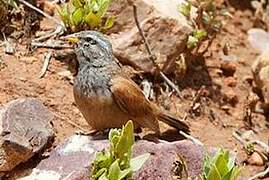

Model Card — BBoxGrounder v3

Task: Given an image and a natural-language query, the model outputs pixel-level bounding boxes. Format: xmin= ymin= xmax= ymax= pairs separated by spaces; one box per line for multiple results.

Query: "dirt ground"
xmin=0 ymin=1 xmax=268 ymax=179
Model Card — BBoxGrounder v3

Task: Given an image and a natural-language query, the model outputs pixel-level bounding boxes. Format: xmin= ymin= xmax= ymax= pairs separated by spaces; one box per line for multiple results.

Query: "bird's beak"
xmin=62 ymin=34 xmax=80 ymax=44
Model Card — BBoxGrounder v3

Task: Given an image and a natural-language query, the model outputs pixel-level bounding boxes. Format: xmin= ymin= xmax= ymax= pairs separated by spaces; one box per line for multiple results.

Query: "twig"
xmin=232 ymin=131 xmax=247 ymax=145
xmin=18 ymin=0 xmax=63 ymax=27
xmin=31 ymin=41 xmax=72 ymax=49
xmin=191 ymin=86 xmax=205 ymax=109
xmin=32 ymin=25 xmax=65 ymax=43
xmin=39 ymin=52 xmax=52 ymax=78
xmin=129 ymin=2 xmax=182 ymax=98
xmin=248 ymin=166 xmax=269 ymax=180
xmin=249 ymin=140 xmax=269 ymax=154
xmin=233 ymin=131 xmax=269 ymax=153
xmin=179 ymin=131 xmax=204 ymax=147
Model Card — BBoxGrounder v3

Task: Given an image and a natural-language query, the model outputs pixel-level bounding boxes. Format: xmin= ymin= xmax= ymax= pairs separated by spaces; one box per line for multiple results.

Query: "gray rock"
xmin=251 ymin=49 xmax=269 ymax=106
xmin=19 ymin=135 xmax=204 ymax=179
xmin=248 ymin=28 xmax=269 ymax=53
xmin=0 ymin=98 xmax=54 ymax=172
xmin=109 ymin=0 xmax=192 ymax=74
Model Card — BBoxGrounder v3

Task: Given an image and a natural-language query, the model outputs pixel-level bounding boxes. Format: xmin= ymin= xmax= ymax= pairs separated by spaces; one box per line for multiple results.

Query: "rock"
xmin=247 ymin=152 xmax=265 ymax=166
xmin=224 ymin=77 xmax=237 ymax=87
xmin=0 ymin=98 xmax=54 ymax=172
xmin=248 ymin=28 xmax=269 ymax=53
xmin=243 ymin=75 xmax=253 ymax=85
xmin=220 ymin=61 xmax=236 ymax=77
xmin=109 ymin=0 xmax=192 ymax=73
xmin=223 ymin=89 xmax=238 ymax=105
xmin=19 ymin=135 xmax=204 ymax=179
xmin=252 ymin=51 xmax=269 ymax=105
xmin=37 ymin=0 xmax=55 ymax=16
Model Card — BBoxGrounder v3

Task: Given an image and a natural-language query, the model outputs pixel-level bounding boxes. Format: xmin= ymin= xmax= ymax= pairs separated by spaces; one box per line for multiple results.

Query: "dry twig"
xmin=39 ymin=52 xmax=53 ymax=78
xmin=179 ymin=130 xmax=204 ymax=146
xmin=31 ymin=40 xmax=72 ymax=49
xmin=129 ymin=1 xmax=182 ymax=98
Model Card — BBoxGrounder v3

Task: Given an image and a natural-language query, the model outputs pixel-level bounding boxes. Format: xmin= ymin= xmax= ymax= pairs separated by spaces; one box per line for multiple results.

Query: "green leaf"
xmin=6 ymin=0 xmax=17 ymax=9
xmin=96 ymin=0 xmax=111 ymax=17
xmin=103 ymin=16 xmax=114 ymax=29
xmin=193 ymin=29 xmax=207 ymax=40
xmin=114 ymin=120 xmax=135 ymax=165
xmin=178 ymin=2 xmax=191 ymax=17
xmin=130 ymin=153 xmax=150 ymax=172
xmin=57 ymin=4 xmax=70 ymax=27
xmin=187 ymin=35 xmax=199 ymax=49
xmin=108 ymin=160 xmax=121 ymax=180
xmin=214 ymin=153 xmax=229 ymax=176
xmin=84 ymin=11 xmax=102 ymax=28
xmin=119 ymin=168 xmax=132 ymax=179
xmin=223 ymin=167 xmax=241 ymax=180
xmin=98 ymin=173 xmax=109 ymax=180
xmin=72 ymin=0 xmax=84 ymax=8
xmin=72 ymin=8 xmax=84 ymax=26
xmin=93 ymin=168 xmax=107 ymax=179
xmin=207 ymin=164 xmax=222 ymax=180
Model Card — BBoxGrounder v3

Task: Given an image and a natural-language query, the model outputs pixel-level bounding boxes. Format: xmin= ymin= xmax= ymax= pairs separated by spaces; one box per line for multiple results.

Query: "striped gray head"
xmin=66 ymin=31 xmax=113 ymax=63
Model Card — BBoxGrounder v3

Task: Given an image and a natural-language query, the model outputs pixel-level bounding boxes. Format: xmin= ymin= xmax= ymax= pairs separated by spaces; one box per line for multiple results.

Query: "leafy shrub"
xmin=57 ymin=0 xmax=114 ymax=32
xmin=203 ymin=148 xmax=241 ymax=180
xmin=91 ymin=120 xmax=150 ymax=180
xmin=179 ymin=0 xmax=228 ymax=51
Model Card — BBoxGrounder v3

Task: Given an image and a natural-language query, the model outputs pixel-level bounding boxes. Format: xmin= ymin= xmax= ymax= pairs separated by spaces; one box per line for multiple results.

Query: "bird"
xmin=65 ymin=31 xmax=189 ymax=135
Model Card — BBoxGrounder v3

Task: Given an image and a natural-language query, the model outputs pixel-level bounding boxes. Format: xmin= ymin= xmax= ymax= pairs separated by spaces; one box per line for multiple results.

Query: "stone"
xmin=220 ymin=61 xmax=236 ymax=77
xmin=248 ymin=28 xmax=269 ymax=53
xmin=252 ymin=51 xmax=269 ymax=105
xmin=223 ymin=89 xmax=238 ymax=105
xmin=247 ymin=152 xmax=265 ymax=166
xmin=19 ymin=135 xmax=205 ymax=179
xmin=109 ymin=0 xmax=192 ymax=73
xmin=224 ymin=77 xmax=237 ymax=87
xmin=0 ymin=98 xmax=54 ymax=172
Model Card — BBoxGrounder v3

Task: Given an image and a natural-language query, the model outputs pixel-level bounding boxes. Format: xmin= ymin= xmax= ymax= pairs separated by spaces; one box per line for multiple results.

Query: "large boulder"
xmin=109 ymin=0 xmax=192 ymax=73
xmin=19 ymin=135 xmax=204 ymax=179
xmin=0 ymin=98 xmax=54 ymax=173
xmin=248 ymin=28 xmax=269 ymax=106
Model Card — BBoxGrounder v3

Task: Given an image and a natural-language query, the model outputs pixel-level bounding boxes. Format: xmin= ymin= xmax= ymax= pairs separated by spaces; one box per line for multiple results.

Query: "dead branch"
xmin=179 ymin=130 xmax=204 ymax=147
xmin=129 ymin=2 xmax=182 ymax=98
xmin=39 ymin=51 xmax=53 ymax=78
xmin=31 ymin=40 xmax=72 ymax=49
xmin=32 ymin=25 xmax=65 ymax=43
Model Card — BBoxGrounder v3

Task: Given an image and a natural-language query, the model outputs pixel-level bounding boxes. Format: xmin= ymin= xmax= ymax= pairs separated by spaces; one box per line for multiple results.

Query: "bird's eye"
xmin=84 ymin=37 xmax=97 ymax=45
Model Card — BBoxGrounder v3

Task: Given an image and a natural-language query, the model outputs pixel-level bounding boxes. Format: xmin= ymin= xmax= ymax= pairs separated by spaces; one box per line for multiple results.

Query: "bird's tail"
xmin=157 ymin=112 xmax=190 ymax=133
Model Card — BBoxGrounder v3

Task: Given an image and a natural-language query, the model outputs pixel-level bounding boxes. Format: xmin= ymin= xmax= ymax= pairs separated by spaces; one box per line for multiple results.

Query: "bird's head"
xmin=64 ymin=31 xmax=113 ymax=64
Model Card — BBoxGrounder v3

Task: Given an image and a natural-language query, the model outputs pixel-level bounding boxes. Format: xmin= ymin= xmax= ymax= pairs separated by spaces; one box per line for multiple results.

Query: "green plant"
xmin=57 ymin=0 xmax=114 ymax=32
xmin=179 ymin=0 xmax=229 ymax=52
xmin=91 ymin=120 xmax=150 ymax=180
xmin=203 ymin=148 xmax=241 ymax=180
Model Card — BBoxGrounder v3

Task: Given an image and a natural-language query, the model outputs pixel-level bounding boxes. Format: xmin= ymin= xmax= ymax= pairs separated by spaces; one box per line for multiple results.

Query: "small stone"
xmin=224 ymin=77 xmax=237 ymax=87
xmin=243 ymin=75 xmax=253 ymax=85
xmin=220 ymin=61 xmax=236 ymax=76
xmin=247 ymin=152 xmax=264 ymax=166
xmin=224 ymin=89 xmax=238 ymax=105
xmin=0 ymin=98 xmax=54 ymax=172
xmin=37 ymin=0 xmax=55 ymax=16
xmin=110 ymin=0 xmax=192 ymax=73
